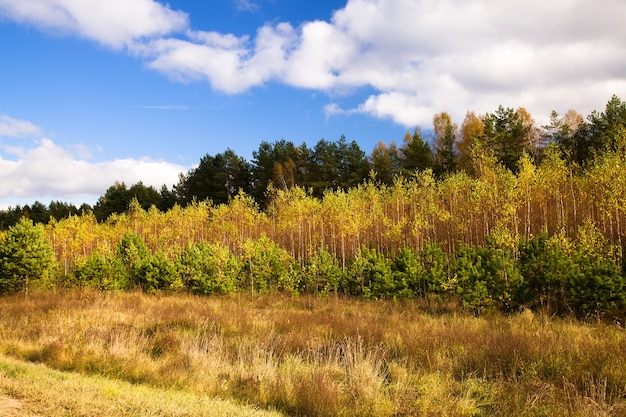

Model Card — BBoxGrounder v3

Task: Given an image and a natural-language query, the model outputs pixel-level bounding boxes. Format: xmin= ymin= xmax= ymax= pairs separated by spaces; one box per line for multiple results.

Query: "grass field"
xmin=1 ymin=290 xmax=625 ymax=416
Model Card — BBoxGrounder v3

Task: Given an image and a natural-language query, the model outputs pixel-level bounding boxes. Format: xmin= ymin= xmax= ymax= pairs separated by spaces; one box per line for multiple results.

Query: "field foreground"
xmin=1 ymin=291 xmax=626 ymax=416
xmin=0 ymin=353 xmax=283 ymax=417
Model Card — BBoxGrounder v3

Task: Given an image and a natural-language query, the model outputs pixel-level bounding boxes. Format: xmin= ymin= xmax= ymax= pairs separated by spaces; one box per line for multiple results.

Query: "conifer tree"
xmin=0 ymin=218 xmax=56 ymax=294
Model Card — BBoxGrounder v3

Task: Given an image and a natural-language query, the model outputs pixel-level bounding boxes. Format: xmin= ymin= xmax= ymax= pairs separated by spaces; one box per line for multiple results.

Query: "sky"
xmin=1 ymin=0 xmax=625 ymax=210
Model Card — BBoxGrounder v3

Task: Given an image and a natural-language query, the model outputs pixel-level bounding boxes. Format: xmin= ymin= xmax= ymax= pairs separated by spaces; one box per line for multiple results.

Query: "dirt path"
xmin=0 ymin=395 xmax=23 ymax=416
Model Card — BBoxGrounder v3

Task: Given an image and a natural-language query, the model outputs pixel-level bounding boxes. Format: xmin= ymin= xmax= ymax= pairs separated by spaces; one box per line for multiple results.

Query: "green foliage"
xmin=454 ymin=239 xmax=523 ymax=313
xmin=141 ymin=252 xmax=180 ymax=293
xmin=178 ymin=242 xmax=241 ymax=295
xmin=421 ymin=241 xmax=453 ymax=300
xmin=94 ymin=182 xmax=162 ymax=222
xmin=176 ymin=149 xmax=253 ymax=206
xmin=482 ymin=106 xmax=528 ymax=172
xmin=242 ymin=236 xmax=301 ymax=295
xmin=572 ymin=95 xmax=626 ymax=165
xmin=399 ymin=129 xmax=434 ymax=175
xmin=393 ymin=247 xmax=425 ymax=298
xmin=304 ymin=247 xmax=344 ymax=295
xmin=0 ymin=218 xmax=56 ymax=294
xmin=72 ymin=253 xmax=128 ymax=291
xmin=569 ymin=252 xmax=625 ymax=317
xmin=115 ymin=232 xmax=166 ymax=292
xmin=347 ymin=247 xmax=397 ymax=298
xmin=518 ymin=232 xmax=577 ymax=314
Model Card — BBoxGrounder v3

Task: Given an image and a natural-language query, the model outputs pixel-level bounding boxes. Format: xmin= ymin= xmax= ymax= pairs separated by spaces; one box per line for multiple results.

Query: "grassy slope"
xmin=0 ymin=353 xmax=283 ymax=417
xmin=1 ymin=290 xmax=625 ymax=416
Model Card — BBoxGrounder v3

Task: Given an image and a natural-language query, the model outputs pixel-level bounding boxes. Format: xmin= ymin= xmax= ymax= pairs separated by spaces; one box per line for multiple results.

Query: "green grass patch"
xmin=0 ymin=353 xmax=283 ymax=417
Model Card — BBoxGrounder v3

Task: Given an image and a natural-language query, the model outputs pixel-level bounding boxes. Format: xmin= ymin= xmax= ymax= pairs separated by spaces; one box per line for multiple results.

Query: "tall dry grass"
xmin=1 ymin=290 xmax=625 ymax=416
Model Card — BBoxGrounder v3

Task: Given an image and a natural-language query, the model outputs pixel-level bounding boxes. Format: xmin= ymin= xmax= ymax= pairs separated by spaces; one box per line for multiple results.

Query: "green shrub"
xmin=0 ymin=218 xmax=56 ymax=294
xmin=454 ymin=241 xmax=522 ymax=314
xmin=72 ymin=253 xmax=128 ymax=291
xmin=392 ymin=247 xmax=424 ymax=298
xmin=303 ymin=247 xmax=344 ymax=296
xmin=346 ymin=247 xmax=398 ymax=299
xmin=518 ymin=232 xmax=577 ymax=314
xmin=139 ymin=252 xmax=179 ymax=293
xmin=178 ymin=242 xmax=241 ymax=295
xmin=242 ymin=236 xmax=301 ymax=295
xmin=115 ymin=232 xmax=178 ymax=293
xmin=568 ymin=251 xmax=626 ymax=317
xmin=421 ymin=241 xmax=453 ymax=301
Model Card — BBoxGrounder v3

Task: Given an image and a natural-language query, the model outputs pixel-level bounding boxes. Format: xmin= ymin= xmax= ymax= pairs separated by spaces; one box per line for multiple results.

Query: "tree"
xmin=432 ymin=111 xmax=458 ymax=176
xmin=178 ymin=242 xmax=241 ymax=295
xmin=572 ymin=95 xmax=626 ymax=165
xmin=457 ymin=111 xmax=484 ymax=174
xmin=23 ymin=201 xmax=49 ymax=225
xmin=399 ymin=129 xmax=434 ymax=175
xmin=335 ymin=136 xmax=370 ymax=190
xmin=0 ymin=218 xmax=56 ymax=294
xmin=308 ymin=139 xmax=342 ymax=193
xmin=542 ymin=109 xmax=583 ymax=161
xmin=252 ymin=140 xmax=305 ymax=205
xmin=482 ymin=106 xmax=529 ymax=172
xmin=176 ymin=149 xmax=253 ymax=206
xmin=370 ymin=141 xmax=400 ymax=185
xmin=94 ymin=181 xmax=131 ymax=222
xmin=517 ymin=107 xmax=542 ymax=161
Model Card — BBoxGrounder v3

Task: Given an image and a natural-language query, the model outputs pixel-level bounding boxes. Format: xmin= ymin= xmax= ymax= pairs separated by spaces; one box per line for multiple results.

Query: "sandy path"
xmin=0 ymin=395 xmax=23 ymax=416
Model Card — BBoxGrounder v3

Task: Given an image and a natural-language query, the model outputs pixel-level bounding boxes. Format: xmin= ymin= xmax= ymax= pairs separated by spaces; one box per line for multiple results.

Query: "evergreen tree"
xmin=0 ymin=218 xmax=56 ymax=294
xmin=176 ymin=149 xmax=253 ymax=206
xmin=482 ymin=106 xmax=528 ymax=172
xmin=251 ymin=140 xmax=304 ymax=205
xmin=399 ymin=129 xmax=434 ymax=175
xmin=572 ymin=95 xmax=626 ymax=165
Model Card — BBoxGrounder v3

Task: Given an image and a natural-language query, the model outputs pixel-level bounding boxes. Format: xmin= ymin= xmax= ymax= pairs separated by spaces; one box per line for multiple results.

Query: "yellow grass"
xmin=0 ymin=353 xmax=283 ymax=417
xmin=1 ymin=290 xmax=625 ymax=416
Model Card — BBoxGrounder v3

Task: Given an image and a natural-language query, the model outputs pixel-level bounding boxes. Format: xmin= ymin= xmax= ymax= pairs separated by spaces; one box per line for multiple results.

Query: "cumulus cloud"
xmin=133 ymin=0 xmax=626 ymax=126
xmin=0 ymin=134 xmax=186 ymax=207
xmin=0 ymin=0 xmax=188 ymax=48
xmin=2 ymin=0 xmax=626 ymax=126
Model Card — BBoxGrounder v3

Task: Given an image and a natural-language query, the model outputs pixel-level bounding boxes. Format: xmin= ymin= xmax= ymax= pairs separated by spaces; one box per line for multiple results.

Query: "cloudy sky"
xmin=1 ymin=0 xmax=625 ymax=209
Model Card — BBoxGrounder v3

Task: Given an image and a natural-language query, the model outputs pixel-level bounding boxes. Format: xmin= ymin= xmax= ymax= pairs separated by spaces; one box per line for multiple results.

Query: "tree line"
xmin=1 ymin=95 xmax=626 ymax=317
xmin=4 ymin=94 xmax=624 ymax=226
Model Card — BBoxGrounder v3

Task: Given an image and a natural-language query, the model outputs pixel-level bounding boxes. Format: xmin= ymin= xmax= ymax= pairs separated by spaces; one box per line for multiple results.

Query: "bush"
xmin=517 ymin=232 xmax=577 ymax=314
xmin=347 ymin=247 xmax=397 ymax=298
xmin=568 ymin=251 xmax=626 ymax=317
xmin=72 ymin=252 xmax=128 ymax=291
xmin=0 ymin=218 xmax=56 ymax=294
xmin=454 ymin=241 xmax=522 ymax=314
xmin=420 ymin=241 xmax=453 ymax=301
xmin=178 ymin=242 xmax=241 ymax=295
xmin=242 ymin=236 xmax=301 ymax=295
xmin=139 ymin=252 xmax=179 ymax=293
xmin=115 ymin=232 xmax=179 ymax=293
xmin=303 ymin=247 xmax=344 ymax=296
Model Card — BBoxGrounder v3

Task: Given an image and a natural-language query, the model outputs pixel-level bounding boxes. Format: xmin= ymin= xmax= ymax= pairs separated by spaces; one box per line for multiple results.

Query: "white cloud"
xmin=0 ymin=135 xmax=186 ymax=207
xmin=2 ymin=0 xmax=626 ymax=127
xmin=131 ymin=0 xmax=626 ymax=126
xmin=0 ymin=0 xmax=188 ymax=49
xmin=233 ymin=0 xmax=259 ymax=13
xmin=0 ymin=115 xmax=42 ymax=137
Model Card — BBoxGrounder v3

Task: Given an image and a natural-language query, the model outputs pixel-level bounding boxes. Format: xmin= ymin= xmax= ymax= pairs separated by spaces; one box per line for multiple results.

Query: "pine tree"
xmin=0 ymin=218 xmax=56 ymax=294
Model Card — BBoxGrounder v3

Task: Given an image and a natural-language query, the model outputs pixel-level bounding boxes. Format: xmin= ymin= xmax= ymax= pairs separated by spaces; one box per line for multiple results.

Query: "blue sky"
xmin=1 ymin=0 xmax=625 ymax=209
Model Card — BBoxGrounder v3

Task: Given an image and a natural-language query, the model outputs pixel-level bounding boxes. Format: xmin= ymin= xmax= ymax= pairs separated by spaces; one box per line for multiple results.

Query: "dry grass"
xmin=0 ymin=353 xmax=283 ymax=417
xmin=1 ymin=290 xmax=626 ymax=416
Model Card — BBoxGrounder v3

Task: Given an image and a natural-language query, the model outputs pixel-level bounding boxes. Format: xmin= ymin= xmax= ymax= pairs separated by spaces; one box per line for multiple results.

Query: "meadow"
xmin=1 ymin=290 xmax=625 ymax=416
